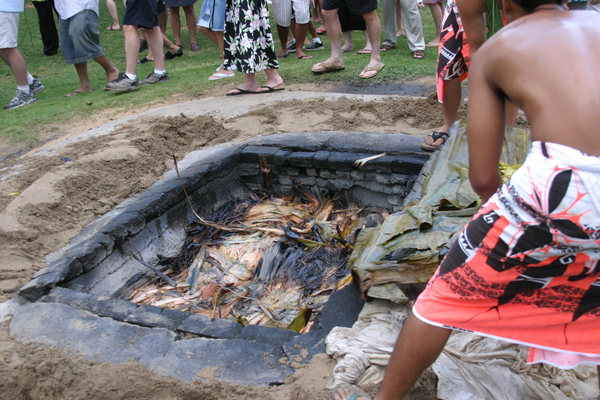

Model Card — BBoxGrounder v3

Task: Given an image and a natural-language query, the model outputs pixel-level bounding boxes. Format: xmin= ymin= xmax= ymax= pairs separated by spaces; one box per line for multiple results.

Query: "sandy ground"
xmin=0 ymin=79 xmax=455 ymax=400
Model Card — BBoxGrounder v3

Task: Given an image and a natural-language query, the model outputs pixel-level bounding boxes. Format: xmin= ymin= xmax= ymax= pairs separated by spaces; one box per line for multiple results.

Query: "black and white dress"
xmin=223 ymin=0 xmax=279 ymax=74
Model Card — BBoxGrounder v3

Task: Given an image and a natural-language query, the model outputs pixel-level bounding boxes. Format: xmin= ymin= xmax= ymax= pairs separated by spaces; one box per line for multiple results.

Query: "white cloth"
xmin=271 ymin=0 xmax=312 ymax=26
xmin=0 ymin=0 xmax=23 ymax=12
xmin=0 ymin=11 xmax=19 ymax=48
xmin=54 ymin=0 xmax=99 ymax=20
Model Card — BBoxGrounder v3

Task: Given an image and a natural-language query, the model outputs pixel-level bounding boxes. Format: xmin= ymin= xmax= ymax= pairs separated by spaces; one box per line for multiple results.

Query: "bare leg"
xmin=158 ymin=10 xmax=167 ymax=34
xmin=146 ymin=26 xmax=166 ymax=71
xmin=258 ymin=68 xmax=284 ymax=91
xmin=94 ymin=55 xmax=120 ymax=82
xmin=361 ymin=10 xmax=383 ymax=76
xmin=423 ymin=77 xmax=462 ymax=147
xmin=316 ymin=8 xmax=343 ymax=66
xmin=294 ymin=23 xmax=312 ymax=58
xmin=106 ymin=0 xmax=121 ymax=30
xmin=426 ymin=3 xmax=444 ymax=47
xmin=71 ymin=64 xmax=94 ymax=94
xmin=124 ymin=24 xmax=140 ymax=75
xmin=169 ymin=7 xmax=182 ymax=46
xmin=373 ymin=312 xmax=451 ymax=400
xmin=183 ymin=5 xmax=198 ymax=48
xmin=276 ymin=24 xmax=290 ymax=57
xmin=307 ymin=20 xmax=318 ymax=40
xmin=0 ymin=48 xmax=28 ymax=86
xmin=341 ymin=31 xmax=353 ymax=52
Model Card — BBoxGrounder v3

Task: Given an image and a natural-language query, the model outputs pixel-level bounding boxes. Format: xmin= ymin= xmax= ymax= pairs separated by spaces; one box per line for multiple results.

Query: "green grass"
xmin=1 ymin=2 xmax=438 ymax=144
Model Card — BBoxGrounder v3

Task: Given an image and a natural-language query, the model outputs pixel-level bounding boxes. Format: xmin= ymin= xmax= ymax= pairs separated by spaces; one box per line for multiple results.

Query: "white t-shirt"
xmin=54 ymin=0 xmax=99 ymax=20
xmin=0 ymin=0 xmax=24 ymax=13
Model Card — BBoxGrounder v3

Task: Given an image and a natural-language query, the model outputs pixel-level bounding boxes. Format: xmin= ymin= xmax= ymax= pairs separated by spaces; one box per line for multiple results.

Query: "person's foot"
xmin=277 ymin=52 xmax=289 ymax=59
xmin=426 ymin=40 xmax=440 ymax=48
xmin=165 ymin=47 xmax=183 ymax=60
xmin=4 ymin=90 xmax=35 ymax=110
xmin=305 ymin=38 xmax=325 ymax=50
xmin=106 ymin=25 xmax=121 ymax=31
xmin=341 ymin=45 xmax=354 ymax=52
xmin=357 ymin=48 xmax=372 ymax=54
xmin=396 ymin=30 xmax=405 ymax=37
xmin=259 ymin=76 xmax=284 ymax=92
xmin=29 ymin=78 xmax=45 ymax=95
xmin=412 ymin=50 xmax=425 ymax=59
xmin=421 ymin=131 xmax=449 ymax=151
xmin=208 ymin=65 xmax=234 ymax=81
xmin=106 ymin=67 xmax=120 ymax=83
xmin=331 ymin=383 xmax=371 ymax=400
xmin=104 ymin=73 xmax=139 ymax=92
xmin=359 ymin=63 xmax=385 ymax=79
xmin=380 ymin=44 xmax=396 ymax=51
xmin=66 ymin=88 xmax=93 ymax=97
xmin=190 ymin=43 xmax=200 ymax=51
xmin=139 ymin=72 xmax=170 ymax=86
xmin=296 ymin=53 xmax=313 ymax=60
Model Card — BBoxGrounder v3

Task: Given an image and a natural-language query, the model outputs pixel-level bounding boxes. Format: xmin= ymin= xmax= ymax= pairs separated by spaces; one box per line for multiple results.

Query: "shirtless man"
xmin=334 ymin=0 xmax=600 ymax=398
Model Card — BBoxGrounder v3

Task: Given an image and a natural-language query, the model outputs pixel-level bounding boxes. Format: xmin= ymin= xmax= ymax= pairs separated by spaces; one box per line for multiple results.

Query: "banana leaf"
xmin=350 ymin=119 xmax=531 ymax=302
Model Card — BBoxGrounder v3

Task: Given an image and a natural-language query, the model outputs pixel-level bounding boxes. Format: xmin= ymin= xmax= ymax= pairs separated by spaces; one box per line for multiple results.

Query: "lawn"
xmin=0 ymin=2 xmax=439 ymax=145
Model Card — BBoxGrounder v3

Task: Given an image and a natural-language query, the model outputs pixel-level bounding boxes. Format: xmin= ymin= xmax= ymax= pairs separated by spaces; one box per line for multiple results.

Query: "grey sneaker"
xmin=105 ymin=73 xmax=139 ymax=92
xmin=139 ymin=72 xmax=170 ymax=86
xmin=30 ymin=78 xmax=45 ymax=94
xmin=4 ymin=90 xmax=35 ymax=110
xmin=305 ymin=40 xmax=325 ymax=50
xmin=287 ymin=38 xmax=297 ymax=53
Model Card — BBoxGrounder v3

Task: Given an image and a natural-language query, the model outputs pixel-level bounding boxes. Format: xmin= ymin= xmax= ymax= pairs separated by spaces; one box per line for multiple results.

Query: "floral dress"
xmin=223 ymin=0 xmax=279 ymax=73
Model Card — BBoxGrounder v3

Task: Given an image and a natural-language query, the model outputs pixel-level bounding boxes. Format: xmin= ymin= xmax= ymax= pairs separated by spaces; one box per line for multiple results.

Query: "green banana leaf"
xmin=350 ymin=119 xmax=531 ymax=303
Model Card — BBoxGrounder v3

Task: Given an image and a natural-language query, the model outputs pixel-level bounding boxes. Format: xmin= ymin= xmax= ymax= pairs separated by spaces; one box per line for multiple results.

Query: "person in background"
xmin=419 ymin=0 xmax=444 ymax=47
xmin=164 ymin=0 xmax=200 ymax=50
xmin=311 ymin=0 xmax=384 ymax=78
xmin=54 ymin=0 xmax=120 ymax=96
xmin=223 ymin=0 xmax=284 ymax=95
xmin=272 ymin=0 xmax=314 ymax=60
xmin=380 ymin=0 xmax=426 ymax=58
xmin=197 ymin=0 xmax=234 ymax=79
xmin=105 ymin=0 xmax=170 ymax=91
xmin=105 ymin=0 xmax=122 ymax=30
xmin=1 ymin=0 xmax=44 ymax=109
xmin=32 ymin=0 xmax=60 ymax=55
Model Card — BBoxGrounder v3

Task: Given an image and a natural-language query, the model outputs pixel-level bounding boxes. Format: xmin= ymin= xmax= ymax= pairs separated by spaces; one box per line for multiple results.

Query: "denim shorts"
xmin=60 ymin=10 xmax=104 ymax=64
xmin=197 ymin=0 xmax=226 ymax=31
xmin=0 ymin=12 xmax=19 ymax=49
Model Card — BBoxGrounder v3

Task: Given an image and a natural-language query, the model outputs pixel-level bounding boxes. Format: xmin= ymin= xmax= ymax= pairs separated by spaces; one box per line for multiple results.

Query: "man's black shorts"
xmin=322 ymin=0 xmax=377 ymax=16
xmin=123 ymin=0 xmax=159 ymax=29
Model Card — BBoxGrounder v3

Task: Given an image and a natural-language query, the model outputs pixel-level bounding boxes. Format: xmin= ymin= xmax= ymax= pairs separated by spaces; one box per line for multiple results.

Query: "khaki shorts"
xmin=0 ymin=12 xmax=19 ymax=49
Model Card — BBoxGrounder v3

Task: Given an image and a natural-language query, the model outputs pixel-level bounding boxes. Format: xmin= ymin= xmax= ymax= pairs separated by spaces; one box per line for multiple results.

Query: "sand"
xmin=0 ymin=80 xmax=457 ymax=400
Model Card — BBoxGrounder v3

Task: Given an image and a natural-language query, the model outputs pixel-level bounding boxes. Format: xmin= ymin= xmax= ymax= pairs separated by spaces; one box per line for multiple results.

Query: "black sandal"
xmin=421 ymin=131 xmax=449 ymax=151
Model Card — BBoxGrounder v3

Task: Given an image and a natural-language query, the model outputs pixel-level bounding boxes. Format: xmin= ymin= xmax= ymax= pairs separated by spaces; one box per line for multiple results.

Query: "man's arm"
xmin=466 ymin=44 xmax=506 ymax=202
xmin=456 ymin=0 xmax=486 ymax=56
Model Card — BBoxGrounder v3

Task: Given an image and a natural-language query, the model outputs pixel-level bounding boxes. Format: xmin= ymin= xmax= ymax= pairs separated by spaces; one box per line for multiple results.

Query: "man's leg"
xmin=146 ymin=25 xmax=166 ymax=71
xmin=183 ymin=5 xmax=199 ymax=49
xmin=93 ymin=55 xmax=120 ymax=82
xmin=169 ymin=7 xmax=183 ymax=46
xmin=380 ymin=0 xmax=397 ymax=49
xmin=424 ymin=78 xmax=461 ymax=148
xmin=124 ymin=24 xmax=140 ymax=75
xmin=360 ymin=10 xmax=383 ymax=77
xmin=373 ymin=313 xmax=451 ymax=400
xmin=71 ymin=64 xmax=93 ymax=94
xmin=332 ymin=312 xmax=451 ymax=400
xmin=312 ymin=7 xmax=343 ymax=69
xmin=294 ymin=23 xmax=312 ymax=58
xmin=276 ymin=24 xmax=291 ymax=57
xmin=0 ymin=47 xmax=28 ymax=86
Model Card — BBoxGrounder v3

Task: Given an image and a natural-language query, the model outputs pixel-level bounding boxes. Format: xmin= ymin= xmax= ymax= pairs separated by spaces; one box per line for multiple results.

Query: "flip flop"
xmin=226 ymin=87 xmax=255 ymax=96
xmin=296 ymin=54 xmax=313 ymax=59
xmin=357 ymin=48 xmax=372 ymax=54
xmin=208 ymin=72 xmax=234 ymax=81
xmin=420 ymin=131 xmax=449 ymax=151
xmin=311 ymin=62 xmax=345 ymax=74
xmin=254 ymin=85 xmax=285 ymax=94
xmin=66 ymin=89 xmax=93 ymax=97
xmin=277 ymin=53 xmax=289 ymax=59
xmin=106 ymin=26 xmax=121 ymax=31
xmin=359 ymin=63 xmax=385 ymax=79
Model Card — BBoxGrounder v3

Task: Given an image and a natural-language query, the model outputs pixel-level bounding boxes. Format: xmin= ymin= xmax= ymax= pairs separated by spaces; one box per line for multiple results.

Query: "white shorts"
xmin=271 ymin=0 xmax=312 ymax=26
xmin=0 ymin=12 xmax=19 ymax=49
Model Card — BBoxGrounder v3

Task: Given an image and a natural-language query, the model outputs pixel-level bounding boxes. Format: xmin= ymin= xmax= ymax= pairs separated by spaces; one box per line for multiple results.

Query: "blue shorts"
xmin=59 ymin=10 xmax=104 ymax=64
xmin=197 ymin=0 xmax=226 ymax=31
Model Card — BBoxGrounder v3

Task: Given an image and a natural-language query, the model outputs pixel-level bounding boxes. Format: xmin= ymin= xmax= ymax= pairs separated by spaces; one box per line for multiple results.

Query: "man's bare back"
xmin=466 ymin=5 xmax=600 ymax=199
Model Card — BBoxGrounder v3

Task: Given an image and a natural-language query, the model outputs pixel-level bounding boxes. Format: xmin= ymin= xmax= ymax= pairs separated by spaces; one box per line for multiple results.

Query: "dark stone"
xmin=287 ymin=151 xmax=317 ymax=168
xmin=240 ymin=324 xmax=299 ymax=347
xmin=283 ymin=329 xmax=327 ymax=364
xmin=239 ymin=145 xmax=280 ymax=165
xmin=314 ymin=281 xmax=364 ymax=333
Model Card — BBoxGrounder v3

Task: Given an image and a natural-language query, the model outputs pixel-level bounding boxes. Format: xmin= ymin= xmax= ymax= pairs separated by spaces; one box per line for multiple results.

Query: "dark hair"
xmin=511 ymin=0 xmax=563 ymax=12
